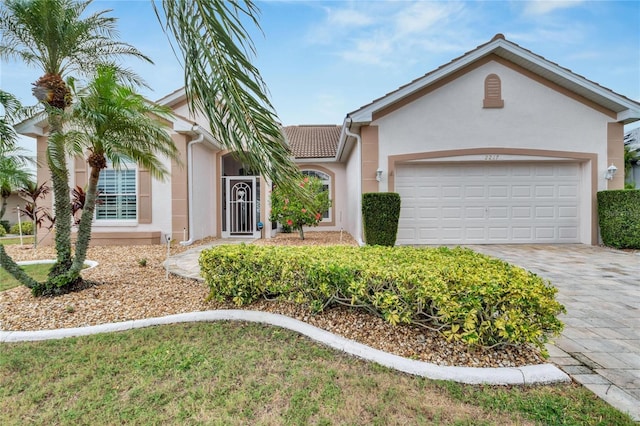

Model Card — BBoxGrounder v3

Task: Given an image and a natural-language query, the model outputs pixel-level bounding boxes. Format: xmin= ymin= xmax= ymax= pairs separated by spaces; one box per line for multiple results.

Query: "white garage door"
xmin=395 ymin=162 xmax=581 ymax=244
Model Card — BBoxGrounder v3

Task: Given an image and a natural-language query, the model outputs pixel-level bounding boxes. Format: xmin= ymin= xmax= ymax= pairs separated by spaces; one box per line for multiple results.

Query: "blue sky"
xmin=2 ymin=0 xmax=639 ymax=154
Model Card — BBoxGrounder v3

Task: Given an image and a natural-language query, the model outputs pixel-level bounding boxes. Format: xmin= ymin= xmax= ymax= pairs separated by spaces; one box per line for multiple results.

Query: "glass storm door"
xmin=223 ymin=177 xmax=260 ymax=238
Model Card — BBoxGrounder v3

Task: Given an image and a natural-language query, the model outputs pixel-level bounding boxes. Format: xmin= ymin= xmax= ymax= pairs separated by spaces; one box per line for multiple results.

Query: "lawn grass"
xmin=0 ymin=323 xmax=634 ymax=425
xmin=0 ymin=262 xmax=51 ymax=292
xmin=0 ymin=236 xmax=34 ymax=246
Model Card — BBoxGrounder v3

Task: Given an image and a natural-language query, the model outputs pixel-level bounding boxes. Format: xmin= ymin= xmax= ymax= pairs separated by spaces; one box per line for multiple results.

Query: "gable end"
xmin=371 ymin=54 xmax=617 ymax=121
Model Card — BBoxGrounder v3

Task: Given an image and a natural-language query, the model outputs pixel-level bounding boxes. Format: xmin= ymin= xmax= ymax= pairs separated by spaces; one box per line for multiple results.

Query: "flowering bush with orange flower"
xmin=269 ymin=176 xmax=331 ymax=239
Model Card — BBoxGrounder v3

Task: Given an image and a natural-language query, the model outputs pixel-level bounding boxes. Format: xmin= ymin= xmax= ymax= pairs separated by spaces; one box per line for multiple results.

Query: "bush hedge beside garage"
xmin=200 ymin=244 xmax=565 ymax=352
xmin=362 ymin=192 xmax=401 ymax=246
xmin=597 ymin=189 xmax=640 ymax=249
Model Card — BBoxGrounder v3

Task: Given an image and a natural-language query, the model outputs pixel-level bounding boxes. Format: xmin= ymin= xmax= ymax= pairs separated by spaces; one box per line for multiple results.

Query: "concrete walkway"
xmin=467 ymin=244 xmax=640 ymax=421
xmin=162 ymin=238 xmax=254 ymax=281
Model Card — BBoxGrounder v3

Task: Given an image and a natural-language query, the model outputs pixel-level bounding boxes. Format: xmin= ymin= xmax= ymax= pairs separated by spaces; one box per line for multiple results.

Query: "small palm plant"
xmin=65 ymin=65 xmax=180 ymax=282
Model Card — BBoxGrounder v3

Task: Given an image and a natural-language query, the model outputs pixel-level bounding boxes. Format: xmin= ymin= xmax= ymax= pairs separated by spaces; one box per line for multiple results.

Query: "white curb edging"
xmin=0 ymin=309 xmax=570 ymax=385
xmin=17 ymin=259 xmax=99 ymax=270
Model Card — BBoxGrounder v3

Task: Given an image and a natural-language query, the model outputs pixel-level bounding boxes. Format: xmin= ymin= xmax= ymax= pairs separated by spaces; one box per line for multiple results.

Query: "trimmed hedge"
xmin=0 ymin=226 xmax=5 ymax=237
xmin=597 ymin=190 xmax=640 ymax=249
xmin=10 ymin=221 xmax=34 ymax=235
xmin=200 ymin=245 xmax=565 ymax=351
xmin=362 ymin=192 xmax=401 ymax=246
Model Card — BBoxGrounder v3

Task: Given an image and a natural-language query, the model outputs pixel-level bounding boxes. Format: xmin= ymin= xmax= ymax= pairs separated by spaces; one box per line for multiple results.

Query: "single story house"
xmin=17 ymin=34 xmax=640 ymax=246
xmin=1 ymin=192 xmax=24 ymax=228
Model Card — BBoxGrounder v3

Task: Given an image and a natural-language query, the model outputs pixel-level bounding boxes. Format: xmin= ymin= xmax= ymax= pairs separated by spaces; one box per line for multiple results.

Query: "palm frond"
xmin=0 ymin=0 xmax=152 ymax=85
xmin=156 ymin=0 xmax=301 ymax=191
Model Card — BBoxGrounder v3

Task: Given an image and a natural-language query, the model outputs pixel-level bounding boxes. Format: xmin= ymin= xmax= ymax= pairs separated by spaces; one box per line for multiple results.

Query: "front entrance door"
xmin=222 ymin=176 xmax=261 ymax=238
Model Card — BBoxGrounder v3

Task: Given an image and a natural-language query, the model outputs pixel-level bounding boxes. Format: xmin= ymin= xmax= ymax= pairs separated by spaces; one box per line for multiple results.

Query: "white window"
xmin=96 ymin=166 xmax=137 ymax=221
xmin=301 ymin=169 xmax=331 ymax=221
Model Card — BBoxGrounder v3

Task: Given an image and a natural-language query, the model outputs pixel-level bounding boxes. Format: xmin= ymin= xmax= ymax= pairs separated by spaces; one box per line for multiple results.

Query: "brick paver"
xmin=467 ymin=244 xmax=640 ymax=421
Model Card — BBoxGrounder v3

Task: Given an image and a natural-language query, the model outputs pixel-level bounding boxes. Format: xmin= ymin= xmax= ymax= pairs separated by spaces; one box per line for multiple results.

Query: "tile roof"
xmin=283 ymin=125 xmax=342 ymax=159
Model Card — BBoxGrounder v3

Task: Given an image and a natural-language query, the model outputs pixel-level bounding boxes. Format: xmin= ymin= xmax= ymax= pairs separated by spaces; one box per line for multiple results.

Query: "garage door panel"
xmin=512 ymin=186 xmax=532 ymax=198
xmin=512 ymin=206 xmax=532 ymax=218
xmin=442 ymin=207 xmax=462 ymax=218
xmin=396 ymin=162 xmax=581 ymax=244
xmin=512 ymin=166 xmax=533 ymax=176
xmin=488 ymin=227 xmax=509 ymax=240
xmin=488 ymin=186 xmax=508 ymax=198
xmin=535 ymin=206 xmax=555 ymax=218
xmin=488 ymin=166 xmax=509 ymax=176
xmin=535 ymin=186 xmax=555 ymax=197
xmin=418 ymin=227 xmax=439 ymax=239
xmin=512 ymin=227 xmax=533 ymax=240
xmin=558 ymin=184 xmax=578 ymax=198
xmin=465 ymin=186 xmax=485 ymax=198
xmin=487 ymin=206 xmax=508 ymax=218
xmin=442 ymin=186 xmax=461 ymax=198
xmin=465 ymin=227 xmax=486 ymax=240
xmin=559 ymin=227 xmax=578 ymax=239
xmin=465 ymin=206 xmax=485 ymax=218
xmin=558 ymin=206 xmax=578 ymax=218
xmin=418 ymin=207 xmax=439 ymax=219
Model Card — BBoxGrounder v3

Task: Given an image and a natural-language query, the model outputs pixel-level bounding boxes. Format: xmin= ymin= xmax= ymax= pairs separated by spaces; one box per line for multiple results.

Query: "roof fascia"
xmin=617 ymin=108 xmax=640 ymax=125
xmin=156 ymin=87 xmax=186 ymax=107
xmin=350 ymin=38 xmax=640 ymax=124
xmin=14 ymin=113 xmax=47 ymax=137
xmin=335 ymin=117 xmax=363 ymax=162
xmin=295 ymin=157 xmax=337 ymax=163
xmin=335 ymin=118 xmax=351 ymax=162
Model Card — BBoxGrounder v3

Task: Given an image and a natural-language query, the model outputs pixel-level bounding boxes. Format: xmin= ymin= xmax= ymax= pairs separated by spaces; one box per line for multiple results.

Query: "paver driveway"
xmin=466 ymin=244 xmax=640 ymax=421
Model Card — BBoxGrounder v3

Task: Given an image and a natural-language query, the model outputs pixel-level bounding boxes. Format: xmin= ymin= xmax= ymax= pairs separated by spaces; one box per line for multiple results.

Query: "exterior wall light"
xmin=605 ymin=163 xmax=618 ymax=180
xmin=376 ymin=168 xmax=383 ymax=182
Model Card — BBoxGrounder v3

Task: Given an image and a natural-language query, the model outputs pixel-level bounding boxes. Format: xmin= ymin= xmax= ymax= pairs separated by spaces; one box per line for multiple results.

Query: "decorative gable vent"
xmin=483 ymin=74 xmax=504 ymax=108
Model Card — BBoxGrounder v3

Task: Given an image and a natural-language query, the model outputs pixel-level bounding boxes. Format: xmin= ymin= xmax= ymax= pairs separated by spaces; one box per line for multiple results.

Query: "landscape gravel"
xmin=1 ymin=232 xmax=545 ymax=368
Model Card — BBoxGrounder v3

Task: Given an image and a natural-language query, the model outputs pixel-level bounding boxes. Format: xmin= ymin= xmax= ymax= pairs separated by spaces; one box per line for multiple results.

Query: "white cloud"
xmin=308 ymin=1 xmax=469 ymax=67
xmin=524 ymin=0 xmax=585 ymax=16
xmin=393 ymin=2 xmax=464 ymax=36
xmin=326 ymin=8 xmax=375 ymax=28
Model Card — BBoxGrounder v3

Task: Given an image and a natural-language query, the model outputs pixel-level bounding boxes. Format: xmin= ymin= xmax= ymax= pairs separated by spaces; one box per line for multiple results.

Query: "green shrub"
xmin=362 ymin=192 xmax=401 ymax=246
xmin=270 ymin=176 xmax=331 ymax=240
xmin=597 ymin=189 xmax=640 ymax=249
xmin=0 ymin=220 xmax=10 ymax=233
xmin=0 ymin=226 xmax=6 ymax=237
xmin=200 ymin=245 xmax=564 ymax=352
xmin=10 ymin=221 xmax=34 ymax=235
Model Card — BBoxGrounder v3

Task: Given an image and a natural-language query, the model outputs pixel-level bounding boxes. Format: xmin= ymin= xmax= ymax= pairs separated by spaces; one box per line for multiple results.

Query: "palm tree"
xmin=0 ymin=0 xmax=151 ymax=289
xmin=0 ymin=90 xmax=22 ymax=149
xmin=65 ymin=65 xmax=179 ymax=281
xmin=1 ymin=0 xmax=302 ymax=294
xmin=0 ymin=146 xmax=35 ymax=222
xmin=624 ymin=144 xmax=639 ymax=188
xmin=0 ymin=91 xmax=34 ymax=221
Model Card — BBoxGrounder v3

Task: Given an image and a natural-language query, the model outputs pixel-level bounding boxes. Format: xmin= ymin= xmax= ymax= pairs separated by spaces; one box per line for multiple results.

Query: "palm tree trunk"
xmin=0 ymin=196 xmax=7 ymax=221
xmin=46 ymin=115 xmax=73 ymax=280
xmin=70 ymin=165 xmax=100 ymax=275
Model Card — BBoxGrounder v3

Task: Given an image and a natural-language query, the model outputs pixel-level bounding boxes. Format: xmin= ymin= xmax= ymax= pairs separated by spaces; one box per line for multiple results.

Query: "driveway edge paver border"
xmin=0 ymin=309 xmax=569 ymax=386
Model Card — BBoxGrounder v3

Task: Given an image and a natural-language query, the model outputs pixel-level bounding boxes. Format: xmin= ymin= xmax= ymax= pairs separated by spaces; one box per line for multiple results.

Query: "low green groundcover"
xmin=200 ymin=245 xmax=564 ymax=353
